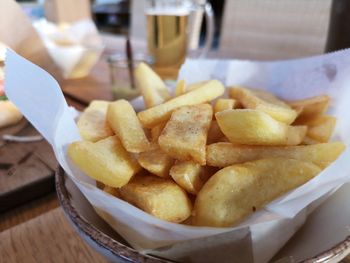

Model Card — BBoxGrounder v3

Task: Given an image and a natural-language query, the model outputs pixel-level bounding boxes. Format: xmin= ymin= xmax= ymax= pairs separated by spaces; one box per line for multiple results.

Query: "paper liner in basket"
xmin=5 ymin=49 xmax=350 ymax=263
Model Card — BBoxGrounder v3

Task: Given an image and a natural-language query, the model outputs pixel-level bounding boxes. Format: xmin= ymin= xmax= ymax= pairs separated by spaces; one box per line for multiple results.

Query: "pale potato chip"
xmin=159 ymin=104 xmax=213 ymax=165
xmin=193 ymin=158 xmax=321 ymax=227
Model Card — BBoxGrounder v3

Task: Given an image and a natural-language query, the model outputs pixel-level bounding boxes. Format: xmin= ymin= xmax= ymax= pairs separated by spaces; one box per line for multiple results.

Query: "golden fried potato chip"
xmin=229 ymin=87 xmax=297 ymax=124
xmin=159 ymin=104 xmax=213 ymax=164
xmin=107 ymin=100 xmax=150 ymax=153
xmin=138 ymin=80 xmax=224 ymax=128
xmin=170 ymin=161 xmax=210 ymax=195
xmin=305 ymin=115 xmax=336 ymax=143
xmin=134 ymin=62 xmax=170 ymax=108
xmin=193 ymin=158 xmax=321 ymax=227
xmin=288 ymin=95 xmax=330 ymax=123
xmin=96 ymin=181 xmax=105 ymax=189
xmin=207 ymin=120 xmax=225 ymax=144
xmin=77 ymin=100 xmax=113 ymax=142
xmin=68 ymin=136 xmax=141 ymax=188
xmin=214 ymin=99 xmax=237 ymax=114
xmin=151 ymin=122 xmax=167 ymax=142
xmin=216 ymin=109 xmax=306 ymax=145
xmin=175 ymin=80 xmax=186 ymax=96
xmin=302 ymin=136 xmax=320 ymax=145
xmin=207 ymin=141 xmax=345 ymax=169
xmin=119 ymin=174 xmax=192 ymax=223
xmin=186 ymin=80 xmax=210 ymax=92
xmin=103 ymin=186 xmax=121 ymax=197
xmin=137 ymin=147 xmax=174 ymax=178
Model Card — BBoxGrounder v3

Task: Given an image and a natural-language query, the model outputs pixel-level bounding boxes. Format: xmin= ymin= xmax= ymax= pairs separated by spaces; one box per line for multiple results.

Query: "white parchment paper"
xmin=5 ymin=49 xmax=350 ymax=263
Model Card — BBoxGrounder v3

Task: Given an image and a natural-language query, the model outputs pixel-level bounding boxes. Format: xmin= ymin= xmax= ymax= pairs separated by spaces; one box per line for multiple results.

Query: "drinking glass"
xmin=145 ymin=0 xmax=215 ymax=79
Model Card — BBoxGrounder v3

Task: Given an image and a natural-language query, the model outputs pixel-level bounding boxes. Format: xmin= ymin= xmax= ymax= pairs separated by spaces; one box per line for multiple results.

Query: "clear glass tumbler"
xmin=107 ymin=53 xmax=152 ymax=100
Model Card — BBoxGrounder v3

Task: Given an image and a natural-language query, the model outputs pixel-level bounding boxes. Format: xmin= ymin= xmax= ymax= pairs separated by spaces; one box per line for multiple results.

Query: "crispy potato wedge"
xmin=138 ymin=80 xmax=224 ymax=128
xmin=207 ymin=120 xmax=225 ymax=144
xmin=175 ymin=80 xmax=186 ymax=96
xmin=305 ymin=115 xmax=336 ymax=143
xmin=214 ymin=99 xmax=237 ymax=114
xmin=170 ymin=161 xmax=210 ymax=195
xmin=137 ymin=147 xmax=174 ymax=178
xmin=207 ymin=142 xmax=345 ymax=169
xmin=187 ymin=80 xmax=210 ymax=92
xmin=288 ymin=95 xmax=330 ymax=123
xmin=193 ymin=158 xmax=321 ymax=227
xmin=229 ymin=87 xmax=297 ymax=124
xmin=96 ymin=181 xmax=105 ymax=189
xmin=68 ymin=136 xmax=141 ymax=188
xmin=159 ymin=104 xmax=213 ymax=164
xmin=103 ymin=186 xmax=121 ymax=197
xmin=302 ymin=136 xmax=320 ymax=145
xmin=119 ymin=174 xmax=192 ymax=223
xmin=151 ymin=122 xmax=167 ymax=141
xmin=216 ymin=109 xmax=307 ymax=145
xmin=134 ymin=62 xmax=170 ymax=108
xmin=77 ymin=100 xmax=114 ymax=142
xmin=287 ymin=126 xmax=308 ymax=145
xmin=107 ymin=99 xmax=150 ymax=153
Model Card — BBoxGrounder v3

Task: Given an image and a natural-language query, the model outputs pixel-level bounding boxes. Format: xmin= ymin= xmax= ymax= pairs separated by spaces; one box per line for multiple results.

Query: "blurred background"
xmin=16 ymin=0 xmax=350 ymax=60
xmin=18 ymin=0 xmax=224 ymax=48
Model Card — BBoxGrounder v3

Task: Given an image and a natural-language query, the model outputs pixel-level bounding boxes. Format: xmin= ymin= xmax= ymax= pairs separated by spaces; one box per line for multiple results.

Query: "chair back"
xmin=219 ymin=0 xmax=332 ymax=60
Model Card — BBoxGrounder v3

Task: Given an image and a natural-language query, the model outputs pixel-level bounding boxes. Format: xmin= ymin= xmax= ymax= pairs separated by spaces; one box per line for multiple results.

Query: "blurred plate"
xmin=55 ymin=167 xmax=350 ymax=263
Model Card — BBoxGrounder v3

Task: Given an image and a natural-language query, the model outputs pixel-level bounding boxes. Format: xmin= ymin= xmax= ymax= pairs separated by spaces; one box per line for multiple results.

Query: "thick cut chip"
xmin=107 ymin=99 xmax=150 ymax=153
xmin=119 ymin=174 xmax=192 ymax=223
xmin=214 ymin=99 xmax=237 ymax=114
xmin=286 ymin=126 xmax=308 ymax=145
xmin=175 ymin=80 xmax=186 ymax=96
xmin=158 ymin=104 xmax=213 ymax=165
xmin=77 ymin=100 xmax=113 ymax=142
xmin=68 ymin=136 xmax=141 ymax=188
xmin=193 ymin=158 xmax=321 ymax=227
xmin=302 ymin=136 xmax=320 ymax=145
xmin=138 ymin=80 xmax=224 ymax=128
xmin=229 ymin=87 xmax=297 ymax=124
xmin=207 ymin=120 xmax=225 ymax=144
xmin=137 ymin=147 xmax=174 ymax=178
xmin=216 ymin=109 xmax=307 ymax=146
xmin=288 ymin=95 xmax=330 ymax=123
xmin=134 ymin=62 xmax=170 ymax=108
xmin=151 ymin=122 xmax=167 ymax=141
xmin=187 ymin=81 xmax=210 ymax=92
xmin=304 ymin=115 xmax=336 ymax=143
xmin=96 ymin=181 xmax=105 ymax=189
xmin=170 ymin=161 xmax=210 ymax=195
xmin=207 ymin=142 xmax=345 ymax=169
xmin=103 ymin=186 xmax=121 ymax=197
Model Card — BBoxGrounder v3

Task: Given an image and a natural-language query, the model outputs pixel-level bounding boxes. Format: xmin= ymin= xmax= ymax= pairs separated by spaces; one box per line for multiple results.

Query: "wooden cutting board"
xmin=0 ymin=121 xmax=57 ymax=212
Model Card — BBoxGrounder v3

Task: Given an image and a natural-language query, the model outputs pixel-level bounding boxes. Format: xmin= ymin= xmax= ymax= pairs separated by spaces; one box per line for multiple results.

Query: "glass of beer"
xmin=145 ymin=0 xmax=215 ymax=79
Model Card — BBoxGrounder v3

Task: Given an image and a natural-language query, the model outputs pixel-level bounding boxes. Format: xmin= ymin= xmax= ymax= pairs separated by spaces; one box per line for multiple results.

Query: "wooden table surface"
xmin=0 ymin=207 xmax=107 ymax=263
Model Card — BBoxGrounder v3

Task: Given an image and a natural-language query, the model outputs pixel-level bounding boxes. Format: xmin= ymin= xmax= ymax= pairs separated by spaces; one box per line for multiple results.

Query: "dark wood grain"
xmin=0 ymin=193 xmax=58 ymax=232
xmin=0 ymin=207 xmax=107 ymax=263
xmin=0 ymin=122 xmax=57 ymax=212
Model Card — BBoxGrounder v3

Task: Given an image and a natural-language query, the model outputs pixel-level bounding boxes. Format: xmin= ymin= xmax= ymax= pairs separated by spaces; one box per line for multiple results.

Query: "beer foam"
xmin=145 ymin=7 xmax=190 ymax=16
